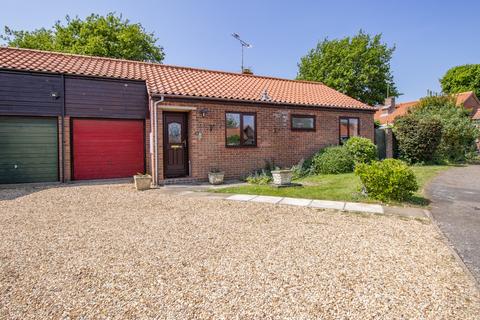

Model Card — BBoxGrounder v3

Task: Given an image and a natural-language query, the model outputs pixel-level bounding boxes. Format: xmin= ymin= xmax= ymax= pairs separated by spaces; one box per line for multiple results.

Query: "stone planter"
xmin=208 ymin=171 xmax=225 ymax=185
xmin=134 ymin=174 xmax=152 ymax=191
xmin=271 ymin=169 xmax=293 ymax=186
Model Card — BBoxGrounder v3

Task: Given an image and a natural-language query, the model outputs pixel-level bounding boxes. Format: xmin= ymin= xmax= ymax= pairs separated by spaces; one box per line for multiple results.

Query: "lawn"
xmin=214 ymin=165 xmax=450 ymax=206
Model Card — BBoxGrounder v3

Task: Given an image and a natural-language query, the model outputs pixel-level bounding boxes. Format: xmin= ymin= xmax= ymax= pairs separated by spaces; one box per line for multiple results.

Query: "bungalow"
xmin=0 ymin=47 xmax=375 ymax=185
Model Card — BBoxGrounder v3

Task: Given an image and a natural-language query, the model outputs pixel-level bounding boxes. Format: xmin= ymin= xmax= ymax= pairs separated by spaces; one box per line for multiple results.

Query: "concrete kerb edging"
xmin=226 ymin=194 xmax=390 ymax=216
xmin=424 ymin=209 xmax=480 ymax=292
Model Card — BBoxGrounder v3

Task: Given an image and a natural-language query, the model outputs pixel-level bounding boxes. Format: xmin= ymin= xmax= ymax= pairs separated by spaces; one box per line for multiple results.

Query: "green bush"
xmin=344 ymin=136 xmax=378 ymax=164
xmin=311 ymin=146 xmax=355 ymax=174
xmin=291 ymin=157 xmax=314 ymax=179
xmin=245 ymin=170 xmax=272 ymax=185
xmin=414 ymin=97 xmax=479 ymax=162
xmin=393 ymin=114 xmax=443 ymax=163
xmin=355 ymin=159 xmax=418 ymax=202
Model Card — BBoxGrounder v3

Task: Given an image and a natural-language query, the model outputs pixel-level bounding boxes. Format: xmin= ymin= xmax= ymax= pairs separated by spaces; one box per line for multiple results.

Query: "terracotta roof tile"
xmin=473 ymin=108 xmax=480 ymax=120
xmin=374 ymin=101 xmax=418 ymax=124
xmin=0 ymin=47 xmax=373 ymax=110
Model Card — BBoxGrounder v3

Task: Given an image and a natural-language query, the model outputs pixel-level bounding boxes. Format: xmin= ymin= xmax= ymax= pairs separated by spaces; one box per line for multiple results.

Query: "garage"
xmin=72 ymin=119 xmax=144 ymax=180
xmin=0 ymin=116 xmax=58 ymax=184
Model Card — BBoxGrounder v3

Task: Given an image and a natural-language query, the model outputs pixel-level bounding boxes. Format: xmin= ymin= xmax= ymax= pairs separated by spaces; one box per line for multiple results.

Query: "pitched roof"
xmin=455 ymin=91 xmax=477 ymax=105
xmin=374 ymin=91 xmax=480 ymax=124
xmin=473 ymin=108 xmax=480 ymax=120
xmin=374 ymin=101 xmax=418 ymax=124
xmin=0 ymin=47 xmax=373 ymax=110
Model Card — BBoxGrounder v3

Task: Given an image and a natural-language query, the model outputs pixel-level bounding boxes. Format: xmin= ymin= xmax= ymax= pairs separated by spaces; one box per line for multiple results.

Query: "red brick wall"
xmin=154 ymin=99 xmax=374 ymax=182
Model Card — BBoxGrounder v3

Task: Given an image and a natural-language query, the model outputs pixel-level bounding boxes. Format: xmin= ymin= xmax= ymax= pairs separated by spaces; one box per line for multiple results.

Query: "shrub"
xmin=344 ymin=136 xmax=378 ymax=164
xmin=291 ymin=157 xmax=314 ymax=179
xmin=245 ymin=170 xmax=272 ymax=185
xmin=413 ymin=97 xmax=479 ymax=162
xmin=355 ymin=159 xmax=418 ymax=202
xmin=393 ymin=114 xmax=443 ymax=163
xmin=311 ymin=146 xmax=354 ymax=174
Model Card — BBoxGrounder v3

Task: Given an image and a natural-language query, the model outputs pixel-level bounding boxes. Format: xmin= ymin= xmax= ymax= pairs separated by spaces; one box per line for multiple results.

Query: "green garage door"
xmin=0 ymin=117 xmax=58 ymax=184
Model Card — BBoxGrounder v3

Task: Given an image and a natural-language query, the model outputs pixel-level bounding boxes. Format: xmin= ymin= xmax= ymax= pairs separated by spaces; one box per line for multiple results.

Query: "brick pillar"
xmin=145 ymin=119 xmax=152 ymax=175
xmin=58 ymin=116 xmax=71 ymax=182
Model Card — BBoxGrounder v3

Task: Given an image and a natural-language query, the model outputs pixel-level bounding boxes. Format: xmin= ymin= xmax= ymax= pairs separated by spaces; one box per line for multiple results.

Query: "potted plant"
xmin=134 ymin=173 xmax=152 ymax=191
xmin=208 ymin=168 xmax=225 ymax=185
xmin=271 ymin=168 xmax=293 ymax=186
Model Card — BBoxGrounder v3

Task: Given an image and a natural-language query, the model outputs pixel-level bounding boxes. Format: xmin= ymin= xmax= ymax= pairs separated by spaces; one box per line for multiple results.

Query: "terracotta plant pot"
xmin=271 ymin=169 xmax=293 ymax=186
xmin=134 ymin=174 xmax=152 ymax=191
xmin=208 ymin=171 xmax=225 ymax=185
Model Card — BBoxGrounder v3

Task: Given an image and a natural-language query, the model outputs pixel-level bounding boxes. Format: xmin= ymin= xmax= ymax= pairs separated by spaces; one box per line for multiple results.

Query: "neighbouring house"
xmin=0 ymin=47 xmax=375 ymax=185
xmin=374 ymin=91 xmax=480 ymax=125
xmin=374 ymin=92 xmax=480 ymax=152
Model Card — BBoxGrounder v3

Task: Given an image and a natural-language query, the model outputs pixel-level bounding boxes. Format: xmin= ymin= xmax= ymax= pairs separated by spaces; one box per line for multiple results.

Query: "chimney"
xmin=384 ymin=97 xmax=395 ymax=108
xmin=382 ymin=97 xmax=396 ymax=114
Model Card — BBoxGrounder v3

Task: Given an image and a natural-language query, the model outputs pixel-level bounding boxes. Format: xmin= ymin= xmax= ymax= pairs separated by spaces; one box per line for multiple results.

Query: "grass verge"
xmin=214 ymin=165 xmax=450 ymax=206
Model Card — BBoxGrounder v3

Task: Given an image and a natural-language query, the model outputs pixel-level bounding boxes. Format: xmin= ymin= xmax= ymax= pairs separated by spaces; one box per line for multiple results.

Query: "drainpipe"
xmin=152 ymin=95 xmax=164 ymax=185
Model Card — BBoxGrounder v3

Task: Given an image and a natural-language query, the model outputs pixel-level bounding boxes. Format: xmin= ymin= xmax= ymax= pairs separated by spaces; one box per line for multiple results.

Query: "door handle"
xmin=171 ymin=145 xmax=182 ymax=149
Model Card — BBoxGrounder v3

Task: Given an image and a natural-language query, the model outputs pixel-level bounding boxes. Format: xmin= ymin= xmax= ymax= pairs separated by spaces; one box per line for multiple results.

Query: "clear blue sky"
xmin=1 ymin=0 xmax=478 ymax=102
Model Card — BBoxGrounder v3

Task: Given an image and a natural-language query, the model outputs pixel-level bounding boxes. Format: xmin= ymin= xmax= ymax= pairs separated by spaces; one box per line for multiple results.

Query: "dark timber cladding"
xmin=0 ymin=117 xmax=58 ymax=183
xmin=0 ymin=71 xmax=62 ymax=116
xmin=65 ymin=76 xmax=147 ymax=119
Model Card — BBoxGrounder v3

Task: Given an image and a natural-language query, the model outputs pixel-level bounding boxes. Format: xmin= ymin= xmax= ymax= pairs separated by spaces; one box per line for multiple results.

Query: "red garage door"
xmin=72 ymin=119 xmax=144 ymax=180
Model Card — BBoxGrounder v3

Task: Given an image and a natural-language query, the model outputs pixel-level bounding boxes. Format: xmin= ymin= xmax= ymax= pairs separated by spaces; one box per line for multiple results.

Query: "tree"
xmin=440 ymin=64 xmax=480 ymax=96
xmin=297 ymin=31 xmax=398 ymax=105
xmin=1 ymin=13 xmax=164 ymax=63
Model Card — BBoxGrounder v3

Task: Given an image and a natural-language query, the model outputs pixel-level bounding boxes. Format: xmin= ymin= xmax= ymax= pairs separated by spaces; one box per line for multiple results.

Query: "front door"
xmin=163 ymin=112 xmax=188 ymax=178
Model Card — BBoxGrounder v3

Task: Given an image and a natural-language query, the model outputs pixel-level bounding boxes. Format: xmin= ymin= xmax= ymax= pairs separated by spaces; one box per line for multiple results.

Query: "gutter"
xmin=150 ymin=93 xmax=376 ymax=112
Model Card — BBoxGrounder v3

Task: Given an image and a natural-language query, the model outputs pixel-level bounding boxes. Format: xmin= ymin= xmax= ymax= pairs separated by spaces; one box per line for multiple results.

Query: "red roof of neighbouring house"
xmin=0 ymin=47 xmax=374 ymax=111
xmin=374 ymin=101 xmax=418 ymax=124
xmin=473 ymin=108 xmax=480 ymax=120
xmin=374 ymin=91 xmax=480 ymax=124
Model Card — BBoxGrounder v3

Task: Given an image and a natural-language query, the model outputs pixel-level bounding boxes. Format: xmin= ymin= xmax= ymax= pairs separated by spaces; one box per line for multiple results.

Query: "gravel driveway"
xmin=0 ymin=183 xmax=479 ymax=319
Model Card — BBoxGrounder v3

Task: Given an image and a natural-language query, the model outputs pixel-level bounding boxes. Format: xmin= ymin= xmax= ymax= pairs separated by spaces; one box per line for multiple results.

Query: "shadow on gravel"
xmin=0 ymin=178 xmax=132 ymax=201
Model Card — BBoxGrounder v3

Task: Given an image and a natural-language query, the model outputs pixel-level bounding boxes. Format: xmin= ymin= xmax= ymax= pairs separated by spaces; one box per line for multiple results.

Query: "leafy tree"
xmin=1 ymin=13 xmax=164 ymax=62
xmin=297 ymin=30 xmax=398 ymax=105
xmin=440 ymin=64 xmax=480 ymax=96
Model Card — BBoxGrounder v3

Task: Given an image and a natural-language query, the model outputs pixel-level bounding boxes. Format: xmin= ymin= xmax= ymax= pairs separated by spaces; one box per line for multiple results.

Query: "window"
xmin=168 ymin=122 xmax=182 ymax=144
xmin=339 ymin=117 xmax=359 ymax=144
xmin=225 ymin=112 xmax=256 ymax=147
xmin=291 ymin=114 xmax=315 ymax=131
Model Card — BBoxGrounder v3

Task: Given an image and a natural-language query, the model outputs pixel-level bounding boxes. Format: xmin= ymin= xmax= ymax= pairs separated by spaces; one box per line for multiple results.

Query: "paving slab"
xmin=279 ymin=197 xmax=312 ymax=207
xmin=344 ymin=202 xmax=383 ymax=214
xmin=226 ymin=194 xmax=258 ymax=201
xmin=309 ymin=200 xmax=345 ymax=210
xmin=250 ymin=195 xmax=283 ymax=204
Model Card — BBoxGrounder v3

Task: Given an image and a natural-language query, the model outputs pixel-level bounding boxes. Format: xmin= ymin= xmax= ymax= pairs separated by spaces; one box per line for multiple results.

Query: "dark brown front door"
xmin=163 ymin=112 xmax=188 ymax=178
